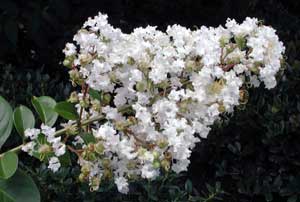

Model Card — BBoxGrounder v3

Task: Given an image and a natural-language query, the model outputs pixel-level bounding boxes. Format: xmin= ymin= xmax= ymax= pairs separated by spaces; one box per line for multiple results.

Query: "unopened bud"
xmin=161 ymin=159 xmax=170 ymax=172
xmin=95 ymin=142 xmax=105 ymax=155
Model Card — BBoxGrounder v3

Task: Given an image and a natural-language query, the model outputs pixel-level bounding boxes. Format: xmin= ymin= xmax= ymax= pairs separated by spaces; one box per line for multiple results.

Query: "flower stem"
xmin=0 ymin=115 xmax=104 ymax=158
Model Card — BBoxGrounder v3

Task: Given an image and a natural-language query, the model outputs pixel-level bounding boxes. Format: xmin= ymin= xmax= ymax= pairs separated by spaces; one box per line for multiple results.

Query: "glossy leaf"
xmin=54 ymin=101 xmax=78 ymax=120
xmin=0 ymin=96 xmax=13 ymax=149
xmin=13 ymin=105 xmax=35 ymax=136
xmin=31 ymin=96 xmax=58 ymax=127
xmin=0 ymin=170 xmax=40 ymax=202
xmin=0 ymin=152 xmax=18 ymax=179
xmin=89 ymin=88 xmax=102 ymax=101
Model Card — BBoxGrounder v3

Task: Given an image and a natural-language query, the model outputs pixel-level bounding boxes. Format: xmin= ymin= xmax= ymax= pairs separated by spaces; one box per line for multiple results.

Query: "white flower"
xmin=115 ymin=177 xmax=129 ymax=194
xmin=24 ymin=128 xmax=40 ymax=140
xmin=94 ymin=122 xmax=116 ymax=139
xmin=48 ymin=157 xmax=61 ymax=172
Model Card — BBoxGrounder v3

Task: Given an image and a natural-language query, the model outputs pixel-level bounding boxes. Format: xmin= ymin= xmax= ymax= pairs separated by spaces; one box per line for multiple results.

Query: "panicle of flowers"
xmin=25 ymin=12 xmax=285 ymax=194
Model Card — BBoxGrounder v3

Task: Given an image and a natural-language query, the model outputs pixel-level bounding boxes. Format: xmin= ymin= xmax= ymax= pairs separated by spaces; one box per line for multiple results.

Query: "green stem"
xmin=0 ymin=115 xmax=104 ymax=158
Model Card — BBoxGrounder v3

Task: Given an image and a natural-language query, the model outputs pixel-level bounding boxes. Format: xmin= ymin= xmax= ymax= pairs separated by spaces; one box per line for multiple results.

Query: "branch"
xmin=0 ymin=115 xmax=104 ymax=158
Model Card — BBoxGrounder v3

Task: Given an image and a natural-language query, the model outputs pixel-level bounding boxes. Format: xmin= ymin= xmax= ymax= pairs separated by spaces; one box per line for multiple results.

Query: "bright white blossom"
xmin=22 ymin=12 xmax=285 ymax=194
xmin=48 ymin=157 xmax=61 ymax=172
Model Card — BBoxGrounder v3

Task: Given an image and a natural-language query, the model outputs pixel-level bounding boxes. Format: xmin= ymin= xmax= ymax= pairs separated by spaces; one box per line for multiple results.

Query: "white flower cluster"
xmin=22 ymin=124 xmax=66 ymax=172
xmin=25 ymin=13 xmax=285 ymax=194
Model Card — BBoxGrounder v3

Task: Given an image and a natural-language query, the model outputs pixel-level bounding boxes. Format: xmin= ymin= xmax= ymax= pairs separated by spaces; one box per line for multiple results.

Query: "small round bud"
xmin=81 ymin=164 xmax=91 ymax=175
xmin=157 ymin=139 xmax=168 ymax=149
xmin=136 ymin=82 xmax=146 ymax=92
xmin=152 ymin=151 xmax=160 ymax=159
xmin=152 ymin=160 xmax=160 ymax=169
xmin=102 ymin=159 xmax=110 ymax=168
xmin=87 ymin=143 xmax=95 ymax=152
xmin=102 ymin=93 xmax=111 ymax=105
xmin=161 ymin=159 xmax=170 ymax=172
xmin=63 ymin=59 xmax=71 ymax=68
xmin=95 ymin=142 xmax=105 ymax=155
xmin=78 ymin=173 xmax=86 ymax=182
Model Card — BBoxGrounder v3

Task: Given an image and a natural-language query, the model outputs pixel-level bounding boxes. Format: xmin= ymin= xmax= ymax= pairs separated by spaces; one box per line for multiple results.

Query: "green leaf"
xmin=89 ymin=88 xmax=102 ymax=100
xmin=59 ymin=150 xmax=71 ymax=167
xmin=0 ymin=96 xmax=13 ymax=149
xmin=80 ymin=132 xmax=96 ymax=145
xmin=13 ymin=105 xmax=35 ymax=137
xmin=0 ymin=170 xmax=40 ymax=202
xmin=54 ymin=101 xmax=79 ymax=120
xmin=0 ymin=152 xmax=18 ymax=179
xmin=185 ymin=179 xmax=193 ymax=193
xmin=31 ymin=96 xmax=58 ymax=127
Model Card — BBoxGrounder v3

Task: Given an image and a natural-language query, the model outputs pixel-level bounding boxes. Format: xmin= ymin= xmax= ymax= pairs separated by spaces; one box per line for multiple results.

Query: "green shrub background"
xmin=1 ymin=0 xmax=300 ymax=201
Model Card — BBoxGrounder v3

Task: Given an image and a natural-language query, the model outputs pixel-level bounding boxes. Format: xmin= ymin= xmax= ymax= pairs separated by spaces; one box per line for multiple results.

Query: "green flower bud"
xmin=127 ymin=57 xmax=135 ymax=65
xmin=136 ymin=82 xmax=146 ymax=92
xmin=152 ymin=160 xmax=160 ymax=169
xmin=81 ymin=164 xmax=91 ymax=175
xmin=87 ymin=143 xmax=95 ymax=152
xmin=157 ymin=139 xmax=168 ymax=149
xmin=102 ymin=159 xmax=110 ymax=168
xmin=79 ymin=173 xmax=86 ymax=182
xmin=63 ymin=59 xmax=71 ymax=68
xmin=95 ymin=142 xmax=105 ymax=155
xmin=152 ymin=151 xmax=160 ymax=159
xmin=102 ymin=93 xmax=111 ymax=105
xmin=103 ymin=169 xmax=113 ymax=180
xmin=161 ymin=159 xmax=170 ymax=172
xmin=126 ymin=161 xmax=136 ymax=169
xmin=87 ymin=152 xmax=97 ymax=161
xmin=91 ymin=99 xmax=101 ymax=112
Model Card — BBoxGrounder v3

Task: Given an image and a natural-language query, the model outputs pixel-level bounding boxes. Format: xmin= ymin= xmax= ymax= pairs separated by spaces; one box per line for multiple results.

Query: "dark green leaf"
xmin=54 ymin=101 xmax=78 ymax=120
xmin=31 ymin=96 xmax=58 ymax=127
xmin=89 ymin=88 xmax=102 ymax=101
xmin=13 ymin=105 xmax=35 ymax=137
xmin=0 ymin=152 xmax=18 ymax=179
xmin=0 ymin=170 xmax=40 ymax=202
xmin=0 ymin=96 xmax=13 ymax=149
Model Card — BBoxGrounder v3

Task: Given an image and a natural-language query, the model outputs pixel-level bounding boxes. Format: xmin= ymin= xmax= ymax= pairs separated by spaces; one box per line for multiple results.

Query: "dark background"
xmin=1 ymin=0 xmax=300 ymax=201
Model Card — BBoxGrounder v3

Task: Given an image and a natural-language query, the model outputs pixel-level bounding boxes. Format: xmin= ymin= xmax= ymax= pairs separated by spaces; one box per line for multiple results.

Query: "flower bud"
xmin=91 ymin=99 xmax=101 ymax=112
xmin=81 ymin=164 xmax=91 ymax=175
xmin=79 ymin=173 xmax=86 ymax=182
xmin=153 ymin=160 xmax=160 ymax=169
xmin=152 ymin=151 xmax=160 ymax=159
xmin=127 ymin=57 xmax=135 ymax=65
xmin=68 ymin=91 xmax=79 ymax=103
xmin=157 ymin=139 xmax=168 ymax=149
xmin=103 ymin=169 xmax=113 ymax=180
xmin=161 ymin=159 xmax=170 ymax=172
xmin=63 ymin=59 xmax=71 ymax=68
xmin=95 ymin=142 xmax=105 ymax=155
xmin=102 ymin=159 xmax=110 ymax=168
xmin=102 ymin=93 xmax=111 ymax=105
xmin=87 ymin=143 xmax=95 ymax=152
xmin=136 ymin=82 xmax=146 ymax=92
